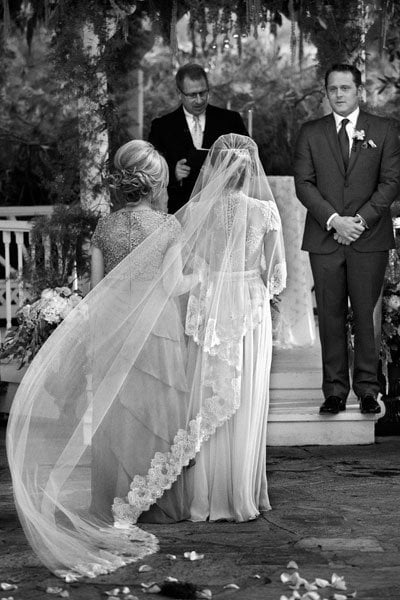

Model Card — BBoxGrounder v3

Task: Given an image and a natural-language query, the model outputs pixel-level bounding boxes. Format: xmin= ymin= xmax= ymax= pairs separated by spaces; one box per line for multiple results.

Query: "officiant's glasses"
xmin=178 ymin=88 xmax=209 ymax=101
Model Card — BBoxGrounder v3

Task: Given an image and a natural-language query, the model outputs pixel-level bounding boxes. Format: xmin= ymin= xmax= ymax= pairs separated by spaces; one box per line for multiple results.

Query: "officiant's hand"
xmin=331 ymin=215 xmax=365 ymax=243
xmin=175 ymin=158 xmax=191 ymax=182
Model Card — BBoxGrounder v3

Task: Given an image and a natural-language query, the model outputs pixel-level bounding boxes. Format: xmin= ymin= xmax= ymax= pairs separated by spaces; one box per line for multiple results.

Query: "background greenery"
xmin=1 ymin=0 xmax=400 ymax=207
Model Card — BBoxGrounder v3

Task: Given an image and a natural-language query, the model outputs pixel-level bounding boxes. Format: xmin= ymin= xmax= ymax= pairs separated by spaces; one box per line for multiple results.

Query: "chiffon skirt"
xmin=90 ymin=294 xmax=191 ymax=523
xmin=187 ymin=292 xmax=272 ymax=522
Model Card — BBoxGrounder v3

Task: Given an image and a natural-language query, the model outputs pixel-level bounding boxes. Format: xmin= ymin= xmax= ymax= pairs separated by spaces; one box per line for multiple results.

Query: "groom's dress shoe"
xmin=319 ymin=396 xmax=346 ymax=414
xmin=359 ymin=394 xmax=381 ymax=414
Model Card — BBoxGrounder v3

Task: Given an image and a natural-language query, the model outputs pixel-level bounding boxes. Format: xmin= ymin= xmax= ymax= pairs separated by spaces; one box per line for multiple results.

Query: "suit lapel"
xmin=347 ymin=111 xmax=370 ymax=176
xmin=324 ymin=114 xmax=345 ymax=176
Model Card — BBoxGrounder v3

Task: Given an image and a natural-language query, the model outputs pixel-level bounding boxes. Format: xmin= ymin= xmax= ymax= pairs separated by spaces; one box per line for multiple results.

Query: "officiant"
xmin=149 ymin=63 xmax=248 ymax=213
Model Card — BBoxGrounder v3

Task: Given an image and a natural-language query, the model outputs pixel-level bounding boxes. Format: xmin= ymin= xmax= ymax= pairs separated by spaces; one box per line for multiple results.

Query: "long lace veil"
xmin=6 ymin=133 xmax=286 ymax=579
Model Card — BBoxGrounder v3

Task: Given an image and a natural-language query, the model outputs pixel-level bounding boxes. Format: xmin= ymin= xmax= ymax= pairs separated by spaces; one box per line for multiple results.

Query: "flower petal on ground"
xmin=252 ymin=574 xmax=261 ymax=579
xmin=288 ymin=572 xmax=309 ymax=590
xmin=287 ymin=561 xmax=299 ymax=569
xmin=331 ymin=574 xmax=347 ymax=591
xmin=0 ymin=586 xmax=17 ymax=592
xmin=184 ymin=551 xmax=205 ymax=561
xmin=195 ymin=590 xmax=212 ymax=599
xmin=121 ymin=588 xmax=131 ymax=595
xmin=223 ymin=584 xmax=240 ymax=590
xmin=166 ymin=554 xmax=177 ymax=560
xmin=64 ymin=574 xmax=79 ymax=583
xmin=301 ymin=592 xmax=321 ymax=600
xmin=143 ymin=584 xmax=161 ymax=594
xmin=105 ymin=589 xmax=120 ymax=596
xmin=164 ymin=577 xmax=179 ymax=583
xmin=314 ymin=579 xmax=330 ymax=588
xmin=139 ymin=565 xmax=153 ymax=573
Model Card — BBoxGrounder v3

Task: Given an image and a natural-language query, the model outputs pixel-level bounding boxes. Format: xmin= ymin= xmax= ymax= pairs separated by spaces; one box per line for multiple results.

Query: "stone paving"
xmin=1 ymin=420 xmax=400 ymax=600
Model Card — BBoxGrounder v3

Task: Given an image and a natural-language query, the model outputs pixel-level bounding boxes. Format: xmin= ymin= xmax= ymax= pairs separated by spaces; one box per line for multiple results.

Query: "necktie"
xmin=338 ymin=118 xmax=350 ymax=170
xmin=192 ymin=116 xmax=202 ymax=149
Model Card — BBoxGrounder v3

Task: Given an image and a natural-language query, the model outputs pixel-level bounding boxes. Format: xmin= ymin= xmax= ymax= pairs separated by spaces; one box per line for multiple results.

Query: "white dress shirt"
xmin=333 ymin=106 xmax=360 ymax=155
xmin=183 ymin=107 xmax=206 ymax=149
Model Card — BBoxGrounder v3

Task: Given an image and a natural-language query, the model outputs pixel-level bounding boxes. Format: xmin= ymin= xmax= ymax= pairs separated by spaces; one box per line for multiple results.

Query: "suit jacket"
xmin=294 ymin=110 xmax=400 ymax=253
xmin=149 ymin=103 xmax=248 ymax=213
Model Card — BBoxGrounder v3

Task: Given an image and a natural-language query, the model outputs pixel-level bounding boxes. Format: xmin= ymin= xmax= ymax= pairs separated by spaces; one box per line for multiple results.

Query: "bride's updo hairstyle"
xmin=112 ymin=140 xmax=168 ymax=207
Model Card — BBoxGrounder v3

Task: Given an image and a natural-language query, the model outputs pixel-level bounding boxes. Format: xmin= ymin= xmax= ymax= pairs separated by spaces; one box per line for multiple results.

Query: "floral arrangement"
xmin=380 ymin=281 xmax=400 ymax=368
xmin=0 ymin=287 xmax=83 ymax=368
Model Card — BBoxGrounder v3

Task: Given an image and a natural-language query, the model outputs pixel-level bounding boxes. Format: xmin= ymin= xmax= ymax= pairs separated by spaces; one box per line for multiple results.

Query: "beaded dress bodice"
xmin=91 ymin=208 xmax=181 ymax=277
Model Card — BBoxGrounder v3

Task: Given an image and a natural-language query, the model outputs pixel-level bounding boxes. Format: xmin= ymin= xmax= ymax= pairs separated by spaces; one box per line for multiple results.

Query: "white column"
xmin=137 ymin=68 xmax=144 ymax=140
xmin=15 ymin=231 xmax=25 ymax=308
xmin=247 ymin=109 xmax=253 ymax=137
xmin=2 ymin=231 xmax=12 ymax=329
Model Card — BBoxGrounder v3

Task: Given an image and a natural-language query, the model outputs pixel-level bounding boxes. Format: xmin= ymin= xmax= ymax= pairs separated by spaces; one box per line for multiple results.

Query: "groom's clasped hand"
xmin=331 ymin=214 xmax=365 ymax=245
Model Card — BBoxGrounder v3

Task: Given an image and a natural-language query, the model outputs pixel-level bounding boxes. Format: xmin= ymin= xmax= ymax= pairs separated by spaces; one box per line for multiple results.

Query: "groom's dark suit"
xmin=149 ymin=104 xmax=248 ymax=213
xmin=294 ymin=110 xmax=400 ymax=401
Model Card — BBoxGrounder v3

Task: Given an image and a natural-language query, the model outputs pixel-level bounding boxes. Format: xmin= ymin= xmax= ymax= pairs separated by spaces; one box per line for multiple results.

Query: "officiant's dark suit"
xmin=149 ymin=64 xmax=248 ymax=213
xmin=294 ymin=64 xmax=400 ymax=415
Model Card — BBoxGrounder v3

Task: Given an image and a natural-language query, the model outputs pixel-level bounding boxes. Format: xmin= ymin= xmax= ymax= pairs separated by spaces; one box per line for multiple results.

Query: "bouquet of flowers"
xmin=0 ymin=286 xmax=83 ymax=368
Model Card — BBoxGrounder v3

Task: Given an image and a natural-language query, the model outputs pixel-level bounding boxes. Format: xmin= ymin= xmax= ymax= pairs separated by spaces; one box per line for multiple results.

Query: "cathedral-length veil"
xmin=6 ymin=134 xmax=286 ymax=579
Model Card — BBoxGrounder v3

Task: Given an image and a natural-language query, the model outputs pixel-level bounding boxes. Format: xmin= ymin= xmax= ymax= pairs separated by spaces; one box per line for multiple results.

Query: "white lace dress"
xmin=184 ymin=193 xmax=285 ymax=522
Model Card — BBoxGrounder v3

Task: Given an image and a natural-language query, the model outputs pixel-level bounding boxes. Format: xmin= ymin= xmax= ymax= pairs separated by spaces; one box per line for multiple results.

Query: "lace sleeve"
xmin=259 ymin=201 xmax=282 ymax=232
xmin=269 ymin=261 xmax=287 ymax=297
xmin=167 ymin=215 xmax=183 ymax=245
xmin=260 ymin=202 xmax=287 ymax=298
xmin=91 ymin=216 xmax=106 ymax=250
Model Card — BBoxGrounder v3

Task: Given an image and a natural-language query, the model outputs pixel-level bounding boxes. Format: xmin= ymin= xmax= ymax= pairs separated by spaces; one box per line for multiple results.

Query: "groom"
xmin=294 ymin=63 xmax=400 ymax=415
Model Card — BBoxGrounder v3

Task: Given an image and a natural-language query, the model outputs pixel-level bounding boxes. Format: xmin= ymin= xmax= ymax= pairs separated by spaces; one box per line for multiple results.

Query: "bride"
xmin=6 ymin=134 xmax=286 ymax=579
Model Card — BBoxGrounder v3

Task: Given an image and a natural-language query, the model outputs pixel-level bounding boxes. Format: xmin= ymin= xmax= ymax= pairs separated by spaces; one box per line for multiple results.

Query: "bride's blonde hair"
xmin=112 ymin=140 xmax=169 ymax=207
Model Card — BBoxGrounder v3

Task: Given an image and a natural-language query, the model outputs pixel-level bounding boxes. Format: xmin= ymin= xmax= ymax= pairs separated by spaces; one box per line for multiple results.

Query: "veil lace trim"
xmin=112 ymin=349 xmax=242 ymax=525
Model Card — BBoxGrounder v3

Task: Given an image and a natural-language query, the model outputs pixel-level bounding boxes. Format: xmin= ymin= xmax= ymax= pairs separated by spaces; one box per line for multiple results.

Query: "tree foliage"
xmin=0 ymin=0 xmax=398 ymax=204
xmin=0 ymin=27 xmax=80 ymax=206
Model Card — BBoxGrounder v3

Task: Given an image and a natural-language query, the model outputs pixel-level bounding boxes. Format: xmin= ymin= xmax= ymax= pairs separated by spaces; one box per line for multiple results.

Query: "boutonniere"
xmin=352 ymin=129 xmax=365 ymax=142
xmin=352 ymin=130 xmax=377 ymax=151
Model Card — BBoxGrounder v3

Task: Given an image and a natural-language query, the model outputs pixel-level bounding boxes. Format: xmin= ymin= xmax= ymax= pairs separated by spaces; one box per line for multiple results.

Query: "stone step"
xmin=270 ymin=370 xmax=321 ymax=390
xmin=267 ymin=397 xmax=384 ymax=446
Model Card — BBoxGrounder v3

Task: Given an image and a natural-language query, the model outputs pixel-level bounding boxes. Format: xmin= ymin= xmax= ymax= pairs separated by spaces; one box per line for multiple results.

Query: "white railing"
xmin=0 ymin=220 xmax=33 ymax=329
xmin=0 ymin=206 xmax=84 ymax=333
xmin=0 ymin=205 xmax=53 ymax=219
xmin=0 ymin=206 xmax=55 ymax=331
